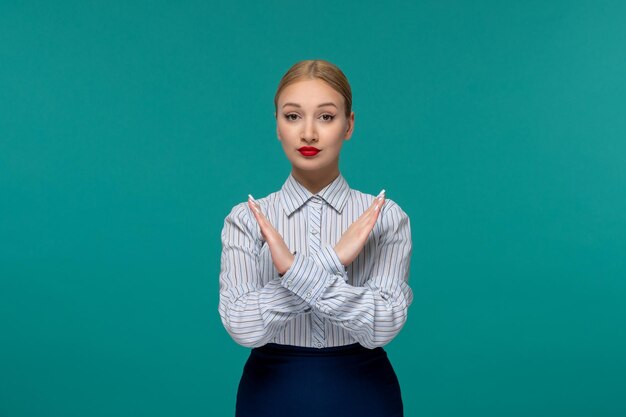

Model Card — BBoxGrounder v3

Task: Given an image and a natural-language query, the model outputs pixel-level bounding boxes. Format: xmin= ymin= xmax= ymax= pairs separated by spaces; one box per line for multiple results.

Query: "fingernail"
xmin=377 ymin=189 xmax=386 ymax=199
xmin=248 ymin=195 xmax=261 ymax=213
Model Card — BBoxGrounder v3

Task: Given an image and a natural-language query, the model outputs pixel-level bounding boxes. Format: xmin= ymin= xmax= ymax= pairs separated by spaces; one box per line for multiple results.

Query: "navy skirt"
xmin=235 ymin=342 xmax=404 ymax=417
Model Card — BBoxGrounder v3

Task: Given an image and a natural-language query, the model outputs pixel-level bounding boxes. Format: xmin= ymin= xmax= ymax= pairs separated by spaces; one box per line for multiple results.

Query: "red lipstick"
xmin=298 ymin=146 xmax=321 ymax=157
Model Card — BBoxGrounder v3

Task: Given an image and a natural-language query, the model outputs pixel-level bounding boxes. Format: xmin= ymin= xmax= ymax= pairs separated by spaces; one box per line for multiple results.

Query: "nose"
xmin=300 ymin=118 xmax=318 ymax=142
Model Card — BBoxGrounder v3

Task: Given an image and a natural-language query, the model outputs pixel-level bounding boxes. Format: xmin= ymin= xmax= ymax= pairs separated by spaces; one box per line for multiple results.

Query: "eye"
xmin=283 ymin=113 xmax=299 ymax=121
xmin=320 ymin=114 xmax=335 ymax=122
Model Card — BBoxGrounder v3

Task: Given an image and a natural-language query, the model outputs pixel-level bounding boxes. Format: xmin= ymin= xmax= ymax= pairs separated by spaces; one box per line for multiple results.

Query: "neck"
xmin=291 ymin=164 xmax=340 ymax=195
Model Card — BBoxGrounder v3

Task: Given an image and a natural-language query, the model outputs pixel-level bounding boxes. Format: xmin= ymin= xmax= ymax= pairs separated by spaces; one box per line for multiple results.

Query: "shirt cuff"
xmin=279 ymin=248 xmax=346 ymax=305
xmin=314 ymin=244 xmax=348 ymax=278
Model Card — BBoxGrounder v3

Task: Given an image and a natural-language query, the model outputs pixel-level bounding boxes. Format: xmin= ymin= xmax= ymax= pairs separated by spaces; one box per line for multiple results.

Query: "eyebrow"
xmin=282 ymin=102 xmax=338 ymax=109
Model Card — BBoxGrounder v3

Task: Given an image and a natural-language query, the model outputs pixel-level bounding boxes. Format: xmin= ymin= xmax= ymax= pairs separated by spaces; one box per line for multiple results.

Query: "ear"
xmin=275 ymin=112 xmax=282 ymax=141
xmin=344 ymin=111 xmax=355 ymax=140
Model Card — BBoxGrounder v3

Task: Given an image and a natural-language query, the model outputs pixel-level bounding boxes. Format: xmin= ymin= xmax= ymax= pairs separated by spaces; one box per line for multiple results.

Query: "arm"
xmin=279 ymin=200 xmax=414 ymax=349
xmin=218 ymin=202 xmax=310 ymax=348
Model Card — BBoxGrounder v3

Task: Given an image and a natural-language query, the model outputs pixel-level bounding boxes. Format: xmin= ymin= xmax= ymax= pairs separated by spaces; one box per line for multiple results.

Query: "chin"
xmin=293 ymin=160 xmax=335 ymax=172
xmin=292 ymin=162 xmax=324 ymax=171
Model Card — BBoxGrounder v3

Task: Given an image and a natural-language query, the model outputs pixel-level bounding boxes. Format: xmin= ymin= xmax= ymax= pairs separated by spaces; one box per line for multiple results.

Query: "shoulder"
xmin=222 ymin=202 xmax=253 ymax=235
xmin=222 ymin=191 xmax=281 ymax=236
xmin=349 ymin=189 xmax=410 ymax=222
xmin=348 ymin=188 xmax=410 ymax=244
xmin=224 ymin=201 xmax=250 ymax=222
xmin=223 ymin=189 xmax=279 ymax=220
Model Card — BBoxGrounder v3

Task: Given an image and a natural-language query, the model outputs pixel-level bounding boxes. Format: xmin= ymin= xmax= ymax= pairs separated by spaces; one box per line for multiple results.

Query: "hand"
xmin=334 ymin=190 xmax=385 ymax=267
xmin=248 ymin=195 xmax=295 ymax=275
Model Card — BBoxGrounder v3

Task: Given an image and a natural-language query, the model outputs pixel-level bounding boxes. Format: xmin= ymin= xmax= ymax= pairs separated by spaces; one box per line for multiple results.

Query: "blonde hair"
xmin=274 ymin=59 xmax=352 ymax=118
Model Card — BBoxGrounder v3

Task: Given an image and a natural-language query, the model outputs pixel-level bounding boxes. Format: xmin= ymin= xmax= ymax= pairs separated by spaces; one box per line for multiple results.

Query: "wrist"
xmin=333 ymin=246 xmax=346 ymax=267
xmin=278 ymin=251 xmax=297 ymax=277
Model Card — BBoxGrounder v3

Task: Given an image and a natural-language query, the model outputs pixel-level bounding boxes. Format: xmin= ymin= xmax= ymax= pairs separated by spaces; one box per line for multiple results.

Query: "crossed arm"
xmin=218 ymin=199 xmax=414 ymax=349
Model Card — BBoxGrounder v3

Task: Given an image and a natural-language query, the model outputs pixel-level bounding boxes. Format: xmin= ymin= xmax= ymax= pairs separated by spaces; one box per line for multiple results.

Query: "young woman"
xmin=219 ymin=59 xmax=414 ymax=417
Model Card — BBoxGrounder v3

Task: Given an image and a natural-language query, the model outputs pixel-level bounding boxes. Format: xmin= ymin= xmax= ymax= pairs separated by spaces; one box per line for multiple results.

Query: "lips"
xmin=298 ymin=146 xmax=320 ymax=156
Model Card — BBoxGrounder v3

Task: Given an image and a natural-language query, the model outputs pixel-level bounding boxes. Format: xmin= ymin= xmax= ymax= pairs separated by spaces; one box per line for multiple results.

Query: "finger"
xmin=363 ymin=191 xmax=385 ymax=219
xmin=247 ymin=199 xmax=262 ymax=221
xmin=374 ymin=189 xmax=386 ymax=210
xmin=248 ymin=196 xmax=278 ymax=234
xmin=248 ymin=195 xmax=269 ymax=223
xmin=365 ymin=197 xmax=385 ymax=227
xmin=247 ymin=199 xmax=266 ymax=233
xmin=247 ymin=198 xmax=271 ymax=230
xmin=376 ymin=194 xmax=386 ymax=212
xmin=361 ymin=198 xmax=379 ymax=218
xmin=358 ymin=200 xmax=381 ymax=226
xmin=369 ymin=189 xmax=386 ymax=211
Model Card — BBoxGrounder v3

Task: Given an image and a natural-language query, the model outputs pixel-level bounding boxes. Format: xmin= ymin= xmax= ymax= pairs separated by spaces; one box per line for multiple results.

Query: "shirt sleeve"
xmin=218 ymin=202 xmax=311 ymax=348
xmin=278 ymin=199 xmax=414 ymax=349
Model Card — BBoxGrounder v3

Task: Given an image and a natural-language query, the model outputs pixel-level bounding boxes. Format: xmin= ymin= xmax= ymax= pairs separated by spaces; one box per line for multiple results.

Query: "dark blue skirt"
xmin=235 ymin=342 xmax=404 ymax=417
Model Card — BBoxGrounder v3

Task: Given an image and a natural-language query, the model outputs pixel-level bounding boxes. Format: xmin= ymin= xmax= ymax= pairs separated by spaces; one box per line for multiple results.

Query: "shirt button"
xmin=305 ymin=291 xmax=311 ymax=298
xmin=311 ymin=229 xmax=319 ymax=234
xmin=286 ymin=279 xmax=293 ymax=287
xmin=316 ymin=342 xmax=323 ymax=348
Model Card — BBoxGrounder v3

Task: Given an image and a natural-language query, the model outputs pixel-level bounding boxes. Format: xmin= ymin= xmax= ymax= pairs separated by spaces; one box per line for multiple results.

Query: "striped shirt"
xmin=218 ymin=172 xmax=414 ymax=349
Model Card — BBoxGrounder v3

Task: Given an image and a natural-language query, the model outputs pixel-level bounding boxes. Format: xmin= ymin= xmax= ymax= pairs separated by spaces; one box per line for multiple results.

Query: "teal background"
xmin=1 ymin=1 xmax=625 ymax=416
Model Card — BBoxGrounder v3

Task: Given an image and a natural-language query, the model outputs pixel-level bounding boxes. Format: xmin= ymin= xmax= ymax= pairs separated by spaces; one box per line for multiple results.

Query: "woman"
xmin=219 ymin=59 xmax=414 ymax=417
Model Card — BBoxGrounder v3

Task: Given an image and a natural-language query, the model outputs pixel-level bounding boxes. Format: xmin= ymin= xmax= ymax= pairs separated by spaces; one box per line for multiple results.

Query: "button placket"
xmin=308 ymin=196 xmax=326 ymax=348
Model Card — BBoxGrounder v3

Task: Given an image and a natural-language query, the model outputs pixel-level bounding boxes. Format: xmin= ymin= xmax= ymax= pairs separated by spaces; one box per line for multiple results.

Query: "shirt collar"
xmin=280 ymin=172 xmax=351 ymax=216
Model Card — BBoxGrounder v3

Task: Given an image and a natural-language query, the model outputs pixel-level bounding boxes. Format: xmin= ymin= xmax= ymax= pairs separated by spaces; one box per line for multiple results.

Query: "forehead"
xmin=278 ymin=79 xmax=343 ymax=107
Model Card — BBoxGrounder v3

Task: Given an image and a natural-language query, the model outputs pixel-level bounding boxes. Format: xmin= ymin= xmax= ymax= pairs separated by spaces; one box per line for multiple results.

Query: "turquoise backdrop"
xmin=1 ymin=1 xmax=625 ymax=416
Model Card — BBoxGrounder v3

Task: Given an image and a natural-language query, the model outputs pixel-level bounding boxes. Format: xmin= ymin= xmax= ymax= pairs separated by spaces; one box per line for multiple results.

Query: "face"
xmin=275 ymin=78 xmax=354 ymax=175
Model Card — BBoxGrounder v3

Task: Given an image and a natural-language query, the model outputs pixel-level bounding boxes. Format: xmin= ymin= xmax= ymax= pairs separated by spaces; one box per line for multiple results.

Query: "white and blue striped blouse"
xmin=218 ymin=172 xmax=414 ymax=349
